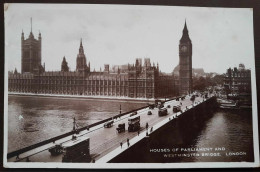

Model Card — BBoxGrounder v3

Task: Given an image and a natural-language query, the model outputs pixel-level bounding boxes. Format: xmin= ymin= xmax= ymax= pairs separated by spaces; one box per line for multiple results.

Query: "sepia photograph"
xmin=3 ymin=3 xmax=259 ymax=168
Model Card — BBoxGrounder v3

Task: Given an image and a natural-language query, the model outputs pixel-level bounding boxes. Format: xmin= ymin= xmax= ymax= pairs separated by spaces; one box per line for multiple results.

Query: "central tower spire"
xmin=79 ymin=38 xmax=84 ymax=54
xmin=76 ymin=38 xmax=90 ymax=74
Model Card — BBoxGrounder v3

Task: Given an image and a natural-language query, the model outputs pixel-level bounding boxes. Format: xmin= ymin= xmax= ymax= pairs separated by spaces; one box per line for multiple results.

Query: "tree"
xmin=193 ymin=76 xmax=207 ymax=91
xmin=211 ymin=74 xmax=224 ymax=86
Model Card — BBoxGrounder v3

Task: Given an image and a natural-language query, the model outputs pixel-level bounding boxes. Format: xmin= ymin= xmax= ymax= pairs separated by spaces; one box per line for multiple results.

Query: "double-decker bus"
xmin=128 ymin=115 xmax=140 ymax=132
xmin=62 ymin=136 xmax=91 ymax=163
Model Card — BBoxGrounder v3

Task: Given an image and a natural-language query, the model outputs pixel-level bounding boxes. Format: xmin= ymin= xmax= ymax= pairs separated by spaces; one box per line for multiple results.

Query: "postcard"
xmin=3 ymin=3 xmax=259 ymax=168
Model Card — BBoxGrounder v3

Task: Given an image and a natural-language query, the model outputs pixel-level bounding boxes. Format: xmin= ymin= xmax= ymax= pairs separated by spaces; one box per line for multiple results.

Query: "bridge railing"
xmin=7 ymin=96 xmax=181 ymax=159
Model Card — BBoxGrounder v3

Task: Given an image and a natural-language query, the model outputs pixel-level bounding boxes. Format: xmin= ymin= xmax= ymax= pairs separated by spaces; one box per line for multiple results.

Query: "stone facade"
xmin=223 ymin=64 xmax=251 ymax=94
xmin=9 ymin=30 xmax=176 ymax=99
xmin=21 ymin=20 xmax=44 ymax=74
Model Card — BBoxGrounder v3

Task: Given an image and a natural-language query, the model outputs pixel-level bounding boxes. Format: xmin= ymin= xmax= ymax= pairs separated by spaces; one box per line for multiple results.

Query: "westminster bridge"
xmin=7 ymin=93 xmax=216 ymax=163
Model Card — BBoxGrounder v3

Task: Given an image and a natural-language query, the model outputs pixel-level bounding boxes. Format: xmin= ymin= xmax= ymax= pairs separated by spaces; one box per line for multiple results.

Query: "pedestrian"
xmin=146 ymin=122 xmax=149 ymax=130
xmin=120 ymin=142 xmax=122 ymax=148
xmin=138 ymin=130 xmax=140 ymax=136
xmin=150 ymin=127 xmax=153 ymax=132
xmin=127 ymin=138 xmax=130 ymax=147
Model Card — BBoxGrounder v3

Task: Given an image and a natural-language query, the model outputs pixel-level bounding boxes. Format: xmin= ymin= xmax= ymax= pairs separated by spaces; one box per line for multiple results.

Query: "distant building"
xmin=111 ymin=64 xmax=128 ymax=73
xmin=9 ymin=26 xmax=176 ymax=99
xmin=223 ymin=64 xmax=251 ymax=94
xmin=179 ymin=21 xmax=192 ymax=95
xmin=192 ymin=68 xmax=205 ymax=77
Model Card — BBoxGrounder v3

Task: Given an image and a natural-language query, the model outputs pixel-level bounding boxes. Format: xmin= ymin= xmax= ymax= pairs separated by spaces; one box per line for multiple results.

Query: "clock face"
xmin=181 ymin=46 xmax=188 ymax=52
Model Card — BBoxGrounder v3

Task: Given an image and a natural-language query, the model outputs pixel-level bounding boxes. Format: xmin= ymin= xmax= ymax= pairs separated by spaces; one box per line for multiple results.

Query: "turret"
xmin=117 ymin=66 xmax=120 ymax=74
xmin=38 ymin=31 xmax=41 ymax=40
xmin=61 ymin=56 xmax=69 ymax=72
xmin=14 ymin=68 xmax=18 ymax=75
xmin=104 ymin=64 xmax=109 ymax=73
xmin=21 ymin=30 xmax=24 ymax=41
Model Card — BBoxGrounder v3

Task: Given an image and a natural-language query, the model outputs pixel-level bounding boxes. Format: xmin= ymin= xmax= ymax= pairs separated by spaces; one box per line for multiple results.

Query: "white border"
xmin=3 ymin=3 xmax=260 ymax=169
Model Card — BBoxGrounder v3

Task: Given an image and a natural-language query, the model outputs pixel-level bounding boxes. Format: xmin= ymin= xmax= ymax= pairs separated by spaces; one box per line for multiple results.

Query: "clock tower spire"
xmin=179 ymin=20 xmax=192 ymax=95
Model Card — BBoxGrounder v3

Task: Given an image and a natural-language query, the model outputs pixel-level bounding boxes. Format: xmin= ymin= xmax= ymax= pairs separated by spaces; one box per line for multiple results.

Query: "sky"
xmin=5 ymin=3 xmax=255 ymax=74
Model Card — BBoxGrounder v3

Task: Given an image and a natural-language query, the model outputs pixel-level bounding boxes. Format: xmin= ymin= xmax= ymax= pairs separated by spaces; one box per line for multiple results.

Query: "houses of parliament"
xmin=8 ymin=20 xmax=193 ymax=99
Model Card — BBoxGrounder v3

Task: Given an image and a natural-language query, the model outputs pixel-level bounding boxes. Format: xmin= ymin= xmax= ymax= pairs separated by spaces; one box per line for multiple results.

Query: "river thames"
xmin=7 ymin=95 xmax=254 ymax=162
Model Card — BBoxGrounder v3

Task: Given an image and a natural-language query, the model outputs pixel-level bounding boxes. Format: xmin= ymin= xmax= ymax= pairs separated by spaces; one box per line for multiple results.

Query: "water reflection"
xmin=8 ymin=95 xmax=147 ymax=152
xmin=157 ymin=109 xmax=253 ymax=162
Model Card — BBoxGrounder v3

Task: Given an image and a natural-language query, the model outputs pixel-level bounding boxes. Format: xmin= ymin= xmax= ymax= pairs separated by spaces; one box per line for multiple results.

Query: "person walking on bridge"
xmin=146 ymin=122 xmax=149 ymax=130
xmin=120 ymin=142 xmax=123 ymax=148
xmin=127 ymin=138 xmax=130 ymax=147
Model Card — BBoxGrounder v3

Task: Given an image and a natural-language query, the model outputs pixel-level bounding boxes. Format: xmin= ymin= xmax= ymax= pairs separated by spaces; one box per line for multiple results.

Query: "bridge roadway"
xmin=8 ymin=95 xmax=205 ymax=163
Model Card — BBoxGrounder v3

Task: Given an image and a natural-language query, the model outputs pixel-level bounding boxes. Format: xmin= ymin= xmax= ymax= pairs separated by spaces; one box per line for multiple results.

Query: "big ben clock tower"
xmin=179 ymin=20 xmax=192 ymax=95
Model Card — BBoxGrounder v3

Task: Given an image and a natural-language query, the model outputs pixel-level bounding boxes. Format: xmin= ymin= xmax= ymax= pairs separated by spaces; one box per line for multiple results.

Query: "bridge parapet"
xmin=99 ymin=96 xmax=216 ymax=163
xmin=7 ymin=95 xmax=216 ymax=163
